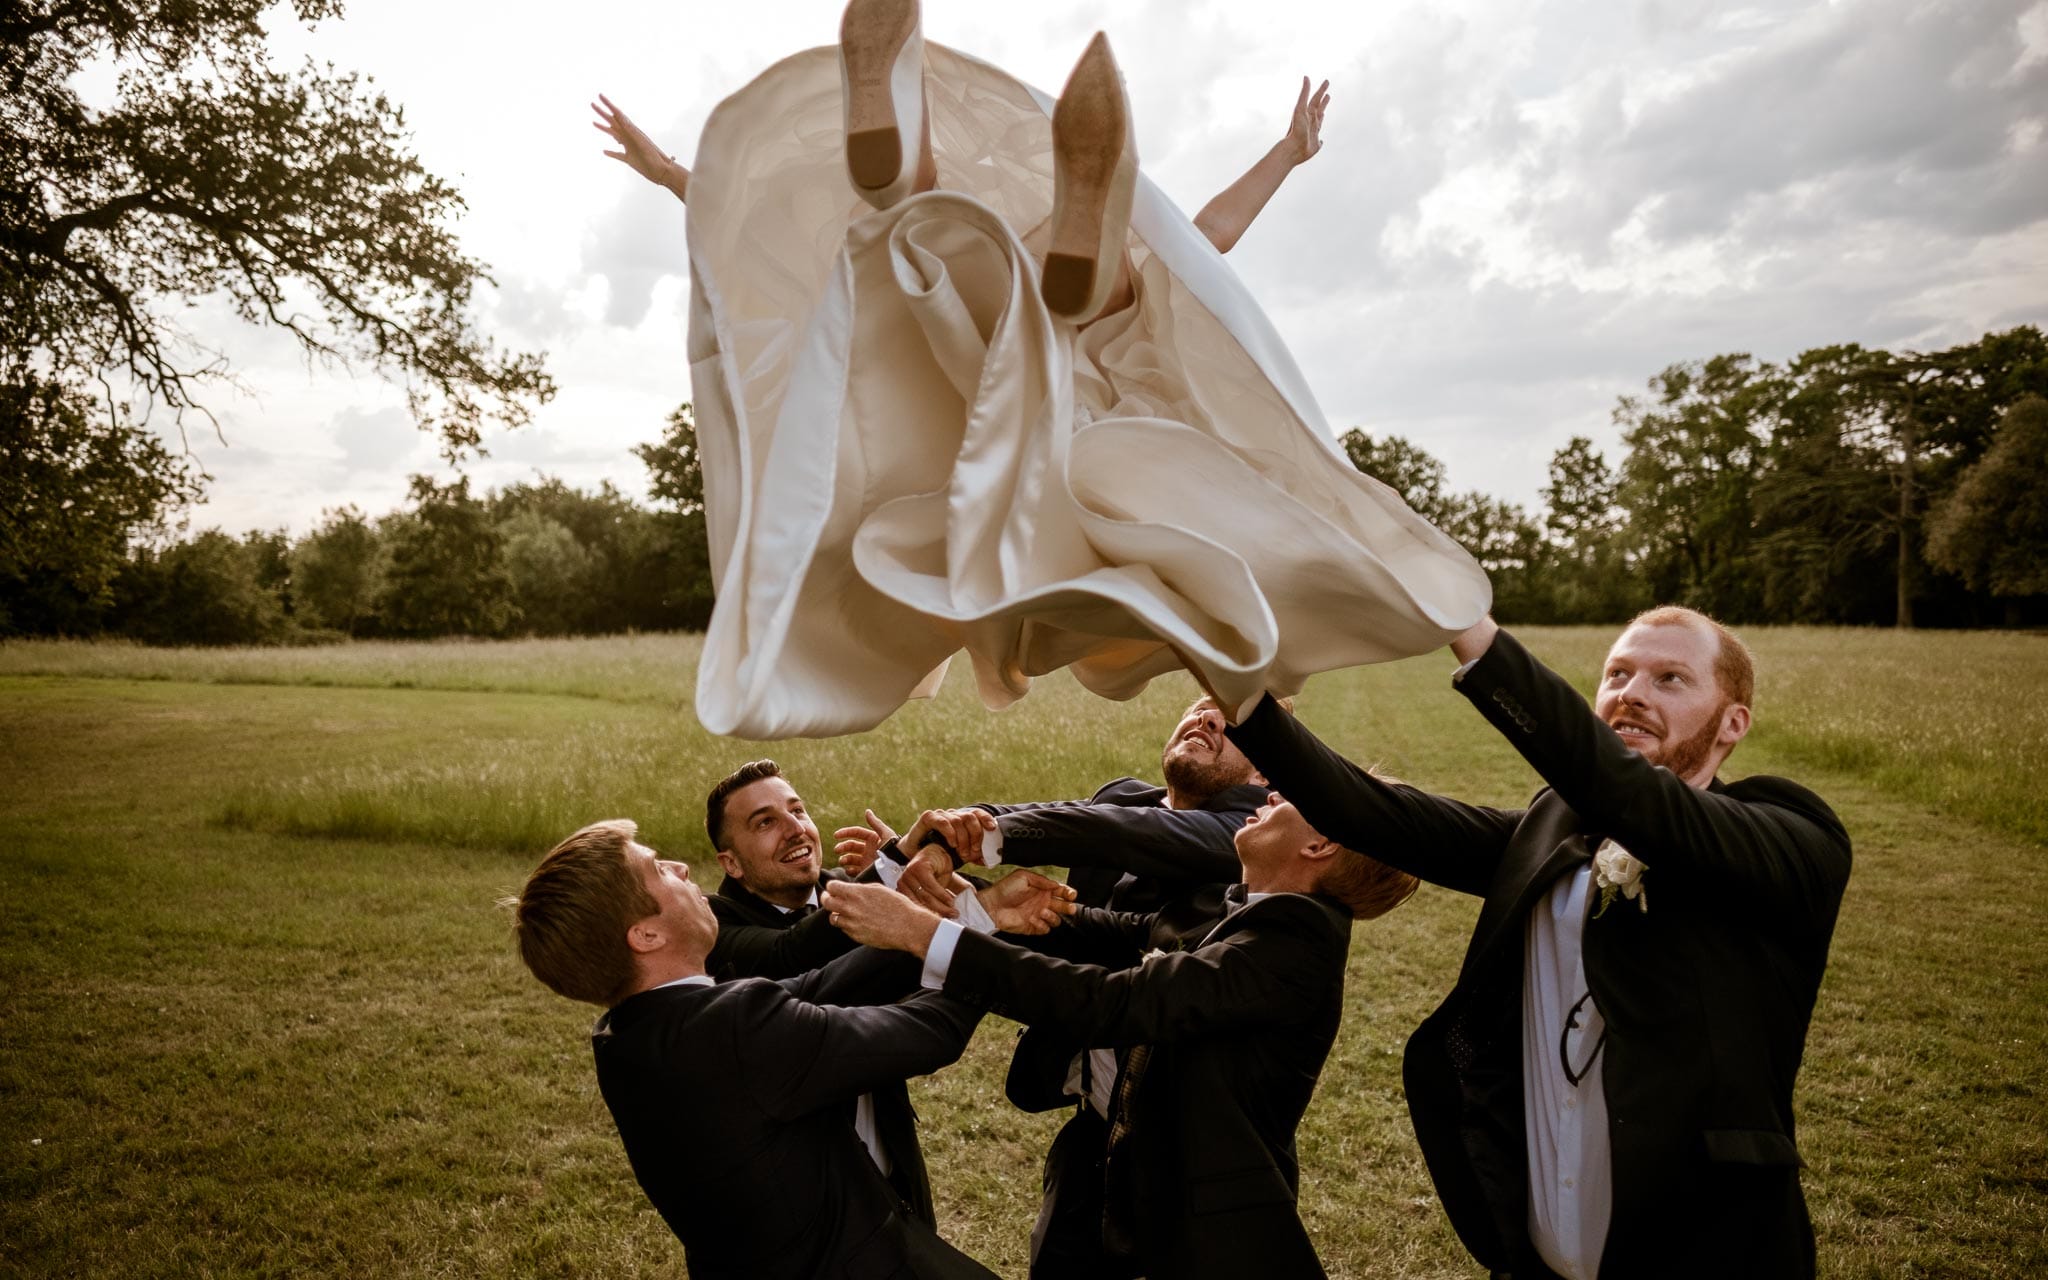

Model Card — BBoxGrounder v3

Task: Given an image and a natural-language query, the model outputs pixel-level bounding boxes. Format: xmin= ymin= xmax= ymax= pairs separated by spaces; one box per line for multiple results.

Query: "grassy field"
xmin=2 ymin=628 xmax=2044 ymax=1277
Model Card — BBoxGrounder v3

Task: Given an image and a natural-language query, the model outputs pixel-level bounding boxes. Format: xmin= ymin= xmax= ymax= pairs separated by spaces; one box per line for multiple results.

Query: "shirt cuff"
xmin=976 ymin=825 xmax=1003 ymax=867
xmin=871 ymin=850 xmax=905 ymax=890
xmin=1451 ymin=657 xmax=1480 ymax=683
xmin=920 ymin=919 xmax=964 ymax=990
xmin=954 ymin=880 xmax=998 ymax=934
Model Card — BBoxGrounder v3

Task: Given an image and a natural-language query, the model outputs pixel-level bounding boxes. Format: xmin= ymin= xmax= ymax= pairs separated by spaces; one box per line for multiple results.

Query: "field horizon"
xmin=3 ymin=626 xmax=2044 ymax=1277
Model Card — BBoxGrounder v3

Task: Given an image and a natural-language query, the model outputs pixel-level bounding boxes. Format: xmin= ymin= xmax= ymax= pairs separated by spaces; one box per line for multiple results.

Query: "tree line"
xmin=0 ymin=406 xmax=712 ymax=644
xmin=1348 ymin=326 xmax=2048 ymax=629
xmin=4 ymin=330 xmax=2045 ymax=645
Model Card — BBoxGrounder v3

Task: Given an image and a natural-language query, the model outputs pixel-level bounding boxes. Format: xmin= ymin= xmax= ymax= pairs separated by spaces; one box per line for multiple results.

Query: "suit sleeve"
xmin=735 ymin=985 xmax=983 ymax=1123
xmin=706 ymin=901 xmax=859 ymax=980
xmin=1226 ymin=696 xmax=1519 ymax=897
xmin=941 ymin=902 xmax=1333 ymax=1048
xmin=778 ymin=942 xmax=924 ymax=1007
xmin=1458 ymin=628 xmax=1852 ymax=920
xmin=984 ymin=793 xmax=1244 ymax=882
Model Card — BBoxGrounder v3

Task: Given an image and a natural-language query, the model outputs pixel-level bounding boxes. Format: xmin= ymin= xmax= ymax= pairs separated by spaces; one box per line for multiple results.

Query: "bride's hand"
xmin=593 ymin=94 xmax=690 ymax=200
xmin=1282 ymin=77 xmax=1330 ymax=166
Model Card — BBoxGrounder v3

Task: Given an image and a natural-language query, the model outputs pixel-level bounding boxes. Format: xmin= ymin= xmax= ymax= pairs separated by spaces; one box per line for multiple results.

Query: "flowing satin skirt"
xmin=685 ymin=43 xmax=1490 ymax=739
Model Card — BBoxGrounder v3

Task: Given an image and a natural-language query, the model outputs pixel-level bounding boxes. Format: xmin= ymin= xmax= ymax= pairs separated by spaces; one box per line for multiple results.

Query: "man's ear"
xmin=1298 ymin=836 xmax=1341 ymax=864
xmin=714 ymin=849 xmax=742 ymax=881
xmin=1247 ymin=768 xmax=1268 ymax=788
xmin=625 ymin=916 xmax=667 ymax=956
xmin=1719 ymin=702 xmax=1752 ymax=748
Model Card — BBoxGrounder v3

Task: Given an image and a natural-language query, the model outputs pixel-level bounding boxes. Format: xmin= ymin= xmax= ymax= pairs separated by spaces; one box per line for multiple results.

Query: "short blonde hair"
xmin=509 ymin=819 xmax=657 ymax=1006
xmin=1318 ymin=847 xmax=1420 ymax=921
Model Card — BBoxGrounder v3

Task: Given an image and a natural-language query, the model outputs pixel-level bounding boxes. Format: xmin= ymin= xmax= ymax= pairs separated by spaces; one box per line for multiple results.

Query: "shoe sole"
xmin=842 ymin=0 xmax=921 ymax=194
xmin=1045 ymin=34 xmax=1136 ymax=321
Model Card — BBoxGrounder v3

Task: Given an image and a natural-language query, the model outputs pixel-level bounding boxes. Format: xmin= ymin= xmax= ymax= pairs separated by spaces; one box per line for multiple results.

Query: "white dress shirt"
xmin=1522 ymin=862 xmax=1613 ymax=1280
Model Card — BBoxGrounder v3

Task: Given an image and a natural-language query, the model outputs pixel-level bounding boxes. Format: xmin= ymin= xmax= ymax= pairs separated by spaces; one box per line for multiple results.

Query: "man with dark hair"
xmin=1219 ymin=607 xmax=1852 ymax=1279
xmin=508 ymin=817 xmax=1008 ymax=1280
xmin=702 ymin=758 xmax=857 ymax=980
xmin=822 ymin=793 xmax=1418 ymax=1280
xmin=698 ymin=760 xmax=1069 ymax=1227
xmin=512 ymin=819 xmax=1073 ymax=1277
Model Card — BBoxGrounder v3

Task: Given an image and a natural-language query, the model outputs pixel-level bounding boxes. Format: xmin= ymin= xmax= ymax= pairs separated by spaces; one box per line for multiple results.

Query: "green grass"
xmin=2 ymin=628 xmax=2044 ymax=1277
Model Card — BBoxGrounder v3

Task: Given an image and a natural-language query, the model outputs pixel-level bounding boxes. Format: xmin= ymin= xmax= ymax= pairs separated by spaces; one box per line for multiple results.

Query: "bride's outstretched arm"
xmin=1192 ymin=76 xmax=1329 ymax=254
xmin=592 ymin=94 xmax=691 ymax=204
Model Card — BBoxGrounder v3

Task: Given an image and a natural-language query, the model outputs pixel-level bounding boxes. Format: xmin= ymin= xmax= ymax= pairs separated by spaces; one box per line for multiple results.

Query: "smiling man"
xmin=1220 ymin=606 xmax=1853 ymax=1280
xmin=507 ymin=819 xmax=1001 ymax=1280
xmin=700 ymin=758 xmax=938 ymax=1228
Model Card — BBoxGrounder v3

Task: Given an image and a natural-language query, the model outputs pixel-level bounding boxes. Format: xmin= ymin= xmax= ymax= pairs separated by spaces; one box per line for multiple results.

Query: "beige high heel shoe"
xmin=840 ymin=0 xmax=932 ymax=209
xmin=1042 ymin=33 xmax=1138 ymax=323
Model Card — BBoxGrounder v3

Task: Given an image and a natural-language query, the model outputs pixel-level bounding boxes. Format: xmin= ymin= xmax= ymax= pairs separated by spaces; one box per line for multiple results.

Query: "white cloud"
xmin=134 ymin=0 xmax=2046 ymax=536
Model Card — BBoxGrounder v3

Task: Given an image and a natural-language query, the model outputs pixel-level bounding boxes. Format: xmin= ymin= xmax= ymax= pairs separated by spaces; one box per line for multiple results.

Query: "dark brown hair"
xmin=705 ymin=759 xmax=783 ymax=850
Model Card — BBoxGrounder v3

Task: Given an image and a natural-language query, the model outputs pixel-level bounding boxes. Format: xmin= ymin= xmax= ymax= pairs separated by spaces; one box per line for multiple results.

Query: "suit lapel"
xmin=1457 ymin=798 xmax=1594 ymax=985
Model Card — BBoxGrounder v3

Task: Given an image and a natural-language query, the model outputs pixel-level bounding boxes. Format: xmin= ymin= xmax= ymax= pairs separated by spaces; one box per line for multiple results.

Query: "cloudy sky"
xmin=159 ymin=0 xmax=2048 ymax=535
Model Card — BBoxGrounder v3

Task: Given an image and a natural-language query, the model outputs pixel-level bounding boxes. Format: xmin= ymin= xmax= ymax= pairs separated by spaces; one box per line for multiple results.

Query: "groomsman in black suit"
xmin=834 ymin=696 xmax=1272 ymax=1278
xmin=822 ymin=790 xmax=1419 ymax=1279
xmin=1222 ymin=607 xmax=1852 ymax=1279
xmin=699 ymin=758 xmax=939 ymax=1223
xmin=508 ymin=817 xmax=1067 ymax=1280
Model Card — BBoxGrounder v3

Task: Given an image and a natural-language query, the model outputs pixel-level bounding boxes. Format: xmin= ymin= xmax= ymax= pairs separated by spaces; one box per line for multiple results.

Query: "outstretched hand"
xmin=832 ymin=808 xmax=895 ymax=874
xmin=1283 ymin=77 xmax=1330 ymax=165
xmin=592 ymin=93 xmax=690 ymax=201
xmin=978 ymin=869 xmax=1078 ymax=934
xmin=821 ymin=880 xmax=943 ymax=957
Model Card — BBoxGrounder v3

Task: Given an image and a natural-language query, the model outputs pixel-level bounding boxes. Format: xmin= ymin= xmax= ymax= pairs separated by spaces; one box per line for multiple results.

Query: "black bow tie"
xmin=1224 ymin=883 xmax=1250 ymax=908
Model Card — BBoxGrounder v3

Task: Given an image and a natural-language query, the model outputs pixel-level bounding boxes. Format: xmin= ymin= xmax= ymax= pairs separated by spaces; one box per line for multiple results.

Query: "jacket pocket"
xmin=1703 ymin=1127 xmax=1803 ymax=1167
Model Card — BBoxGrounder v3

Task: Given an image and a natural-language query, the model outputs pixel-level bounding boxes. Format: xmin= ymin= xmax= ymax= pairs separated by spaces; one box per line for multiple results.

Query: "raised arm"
xmin=593 ymin=94 xmax=690 ymax=204
xmin=1191 ymin=76 xmax=1328 ymax=254
xmin=1454 ymin=626 xmax=1851 ymax=923
xmin=740 ymin=986 xmax=983 ymax=1122
xmin=706 ymin=899 xmax=860 ymax=979
xmin=941 ymin=897 xmax=1341 ymax=1047
xmin=1225 ymin=695 xmax=1520 ymax=897
xmin=986 ymin=791 xmax=1249 ymax=883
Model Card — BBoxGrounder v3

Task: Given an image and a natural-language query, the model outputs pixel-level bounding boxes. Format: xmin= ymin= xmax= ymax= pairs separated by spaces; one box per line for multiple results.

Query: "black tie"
xmin=1100 ymin=1042 xmax=1151 ymax=1257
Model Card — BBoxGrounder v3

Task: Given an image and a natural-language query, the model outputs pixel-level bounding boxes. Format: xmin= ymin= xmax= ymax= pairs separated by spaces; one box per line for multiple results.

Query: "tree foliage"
xmin=289 ymin=504 xmax=382 ymax=635
xmin=0 ymin=375 xmax=200 ymax=633
xmin=1926 ymin=396 xmax=2048 ymax=599
xmin=377 ymin=476 xmax=514 ymax=638
xmin=1 ymin=0 xmax=553 ymax=454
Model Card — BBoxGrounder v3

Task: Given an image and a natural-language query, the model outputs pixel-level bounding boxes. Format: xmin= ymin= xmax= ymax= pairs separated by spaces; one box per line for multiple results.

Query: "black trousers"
xmin=1029 ymin=1104 xmax=1139 ymax=1280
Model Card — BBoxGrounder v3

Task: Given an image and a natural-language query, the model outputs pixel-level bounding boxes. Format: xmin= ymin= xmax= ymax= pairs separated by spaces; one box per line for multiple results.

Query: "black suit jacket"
xmin=977 ymin=778 xmax=1263 ymax=1111
xmin=943 ymin=890 xmax=1353 ymax=1279
xmin=592 ymin=947 xmax=994 ymax=1280
xmin=1228 ymin=628 xmax=1852 ymax=1279
xmin=706 ymin=870 xmax=935 ymax=1226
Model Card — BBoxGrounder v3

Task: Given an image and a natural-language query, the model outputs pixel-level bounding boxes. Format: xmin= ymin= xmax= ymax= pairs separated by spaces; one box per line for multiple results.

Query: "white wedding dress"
xmin=684 ymin=43 xmax=1490 ymax=739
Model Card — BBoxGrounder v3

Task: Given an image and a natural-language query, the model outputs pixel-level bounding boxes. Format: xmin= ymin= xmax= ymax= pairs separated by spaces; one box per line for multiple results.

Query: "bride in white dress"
xmin=597 ymin=0 xmax=1489 ymax=739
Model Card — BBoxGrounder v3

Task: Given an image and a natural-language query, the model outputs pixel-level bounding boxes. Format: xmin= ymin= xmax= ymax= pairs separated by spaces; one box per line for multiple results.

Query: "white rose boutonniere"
xmin=1591 ymin=842 xmax=1648 ymax=918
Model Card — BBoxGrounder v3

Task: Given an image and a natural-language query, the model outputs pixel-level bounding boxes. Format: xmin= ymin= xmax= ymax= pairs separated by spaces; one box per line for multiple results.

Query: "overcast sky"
xmin=157 ymin=0 xmax=2048 ymax=535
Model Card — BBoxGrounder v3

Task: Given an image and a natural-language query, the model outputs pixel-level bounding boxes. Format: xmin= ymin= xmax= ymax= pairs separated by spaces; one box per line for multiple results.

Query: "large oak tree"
xmin=2 ymin=0 xmax=554 ymax=630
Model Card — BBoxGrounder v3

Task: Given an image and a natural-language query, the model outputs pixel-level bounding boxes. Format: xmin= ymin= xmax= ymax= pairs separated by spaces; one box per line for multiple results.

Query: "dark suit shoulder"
xmin=1719 ymin=773 xmax=1850 ymax=846
xmin=1240 ymin=890 xmax=1351 ymax=933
